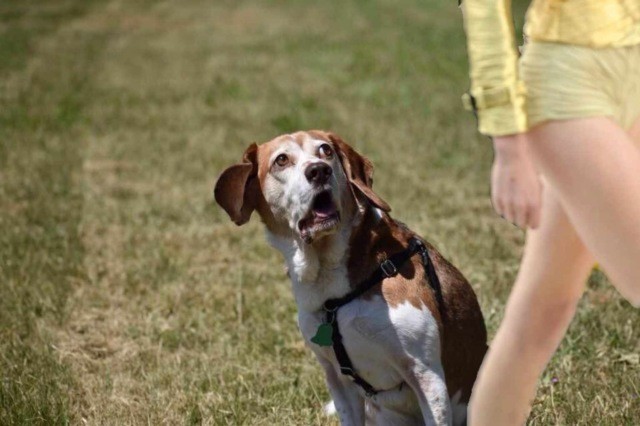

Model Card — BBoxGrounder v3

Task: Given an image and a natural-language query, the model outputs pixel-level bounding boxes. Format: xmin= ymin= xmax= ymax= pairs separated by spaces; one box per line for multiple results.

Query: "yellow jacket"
xmin=462 ymin=0 xmax=640 ymax=136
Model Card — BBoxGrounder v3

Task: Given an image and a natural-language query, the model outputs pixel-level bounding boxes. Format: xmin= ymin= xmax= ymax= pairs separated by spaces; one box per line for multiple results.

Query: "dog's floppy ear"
xmin=328 ymin=133 xmax=391 ymax=212
xmin=214 ymin=143 xmax=260 ymax=225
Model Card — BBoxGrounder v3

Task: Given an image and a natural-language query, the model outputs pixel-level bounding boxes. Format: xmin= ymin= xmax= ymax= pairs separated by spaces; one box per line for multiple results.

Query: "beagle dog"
xmin=215 ymin=131 xmax=487 ymax=425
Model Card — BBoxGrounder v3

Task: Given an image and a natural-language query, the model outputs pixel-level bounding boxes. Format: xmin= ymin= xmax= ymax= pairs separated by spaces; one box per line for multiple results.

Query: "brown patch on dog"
xmin=214 ymin=144 xmax=259 ymax=225
xmin=215 ymin=142 xmax=277 ymax=229
xmin=427 ymin=244 xmax=488 ymax=403
xmin=254 ymin=139 xmax=277 ymax=184
xmin=345 ymin=207 xmax=487 ymax=402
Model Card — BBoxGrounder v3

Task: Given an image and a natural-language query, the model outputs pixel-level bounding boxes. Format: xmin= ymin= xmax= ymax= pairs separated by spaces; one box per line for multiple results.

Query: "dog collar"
xmin=310 ymin=237 xmax=445 ymax=397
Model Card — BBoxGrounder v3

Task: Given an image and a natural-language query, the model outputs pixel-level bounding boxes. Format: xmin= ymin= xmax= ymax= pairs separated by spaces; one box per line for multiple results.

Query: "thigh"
xmin=508 ymin=181 xmax=593 ymax=311
xmin=528 ymin=117 xmax=640 ymax=304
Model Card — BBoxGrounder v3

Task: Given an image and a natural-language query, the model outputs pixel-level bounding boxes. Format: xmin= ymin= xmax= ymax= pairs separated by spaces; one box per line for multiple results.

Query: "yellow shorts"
xmin=519 ymin=41 xmax=640 ymax=130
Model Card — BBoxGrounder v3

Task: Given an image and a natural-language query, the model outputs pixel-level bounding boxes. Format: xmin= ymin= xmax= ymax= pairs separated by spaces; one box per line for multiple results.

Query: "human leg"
xmin=528 ymin=117 xmax=640 ymax=306
xmin=469 ymin=182 xmax=594 ymax=425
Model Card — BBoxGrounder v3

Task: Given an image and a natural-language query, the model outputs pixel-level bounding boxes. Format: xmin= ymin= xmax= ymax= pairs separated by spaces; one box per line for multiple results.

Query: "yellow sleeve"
xmin=461 ymin=0 xmax=528 ymax=137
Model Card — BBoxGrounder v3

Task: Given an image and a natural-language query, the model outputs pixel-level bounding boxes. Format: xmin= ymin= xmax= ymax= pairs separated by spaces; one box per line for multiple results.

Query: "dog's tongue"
xmin=312 ymin=191 xmax=337 ymax=219
xmin=299 ymin=193 xmax=338 ymax=244
xmin=313 ymin=201 xmax=337 ymax=219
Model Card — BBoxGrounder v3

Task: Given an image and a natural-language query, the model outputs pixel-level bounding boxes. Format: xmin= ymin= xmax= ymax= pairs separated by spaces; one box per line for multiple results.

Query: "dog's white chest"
xmin=299 ymin=295 xmax=442 ymax=394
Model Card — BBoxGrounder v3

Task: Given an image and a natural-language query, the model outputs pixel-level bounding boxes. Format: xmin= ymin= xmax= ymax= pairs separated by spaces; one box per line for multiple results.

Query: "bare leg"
xmin=528 ymin=117 xmax=640 ymax=306
xmin=470 ymin=116 xmax=640 ymax=425
xmin=469 ymin=182 xmax=595 ymax=425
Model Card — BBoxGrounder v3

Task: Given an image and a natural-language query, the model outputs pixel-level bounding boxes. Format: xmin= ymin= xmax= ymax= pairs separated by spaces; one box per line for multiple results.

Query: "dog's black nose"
xmin=305 ymin=162 xmax=332 ymax=185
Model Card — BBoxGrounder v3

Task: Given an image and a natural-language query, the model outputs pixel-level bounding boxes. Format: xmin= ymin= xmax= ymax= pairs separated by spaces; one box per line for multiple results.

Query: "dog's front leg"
xmin=403 ymin=362 xmax=451 ymax=426
xmin=318 ymin=357 xmax=365 ymax=425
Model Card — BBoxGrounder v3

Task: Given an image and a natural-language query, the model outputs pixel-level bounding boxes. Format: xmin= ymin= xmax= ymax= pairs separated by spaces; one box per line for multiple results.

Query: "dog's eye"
xmin=318 ymin=144 xmax=333 ymax=158
xmin=274 ymin=153 xmax=289 ymax=167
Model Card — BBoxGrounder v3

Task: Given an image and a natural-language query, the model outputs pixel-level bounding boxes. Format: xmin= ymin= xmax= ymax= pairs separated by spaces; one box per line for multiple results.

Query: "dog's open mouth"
xmin=298 ymin=190 xmax=340 ymax=243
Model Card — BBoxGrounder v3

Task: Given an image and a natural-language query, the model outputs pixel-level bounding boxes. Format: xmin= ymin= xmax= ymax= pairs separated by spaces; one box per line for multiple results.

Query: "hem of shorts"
xmin=526 ymin=37 xmax=640 ymax=49
xmin=527 ymin=111 xmax=618 ymax=130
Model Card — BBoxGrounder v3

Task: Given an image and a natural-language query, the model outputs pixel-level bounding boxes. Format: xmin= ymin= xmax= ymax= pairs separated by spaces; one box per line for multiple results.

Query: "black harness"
xmin=314 ymin=237 xmax=445 ymax=397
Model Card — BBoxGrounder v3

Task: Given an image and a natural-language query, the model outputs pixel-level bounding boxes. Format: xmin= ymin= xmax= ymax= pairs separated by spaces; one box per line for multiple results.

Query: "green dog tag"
xmin=311 ymin=323 xmax=333 ymax=347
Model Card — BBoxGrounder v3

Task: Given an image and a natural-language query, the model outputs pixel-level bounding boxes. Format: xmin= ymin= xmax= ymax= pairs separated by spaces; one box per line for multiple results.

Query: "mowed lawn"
xmin=1 ymin=0 xmax=638 ymax=424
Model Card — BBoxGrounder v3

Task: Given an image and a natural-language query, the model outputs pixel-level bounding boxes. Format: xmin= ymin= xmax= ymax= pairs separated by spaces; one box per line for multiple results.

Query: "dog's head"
xmin=214 ymin=130 xmax=390 ymax=244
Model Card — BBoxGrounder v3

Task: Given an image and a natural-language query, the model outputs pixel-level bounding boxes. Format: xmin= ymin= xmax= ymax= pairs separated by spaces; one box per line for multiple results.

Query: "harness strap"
xmin=328 ymin=308 xmax=379 ymax=397
xmin=419 ymin=243 xmax=446 ymax=318
xmin=321 ymin=237 xmax=444 ymax=397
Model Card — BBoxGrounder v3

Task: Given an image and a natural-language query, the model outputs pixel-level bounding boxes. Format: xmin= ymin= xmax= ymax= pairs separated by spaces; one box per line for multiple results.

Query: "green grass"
xmin=0 ymin=0 xmax=638 ymax=424
xmin=0 ymin=1 xmax=103 ymax=423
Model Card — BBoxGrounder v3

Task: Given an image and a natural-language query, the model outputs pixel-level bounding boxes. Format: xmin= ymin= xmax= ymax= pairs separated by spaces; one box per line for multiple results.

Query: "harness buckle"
xmin=380 ymin=259 xmax=398 ymax=277
xmin=340 ymin=366 xmax=355 ymax=376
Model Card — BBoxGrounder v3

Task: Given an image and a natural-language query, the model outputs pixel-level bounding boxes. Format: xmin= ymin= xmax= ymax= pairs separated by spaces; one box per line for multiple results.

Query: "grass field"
xmin=0 ymin=0 xmax=638 ymax=424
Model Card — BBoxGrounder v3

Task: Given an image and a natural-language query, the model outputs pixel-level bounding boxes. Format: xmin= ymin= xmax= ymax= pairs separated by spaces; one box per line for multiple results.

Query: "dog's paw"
xmin=323 ymin=400 xmax=336 ymax=416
